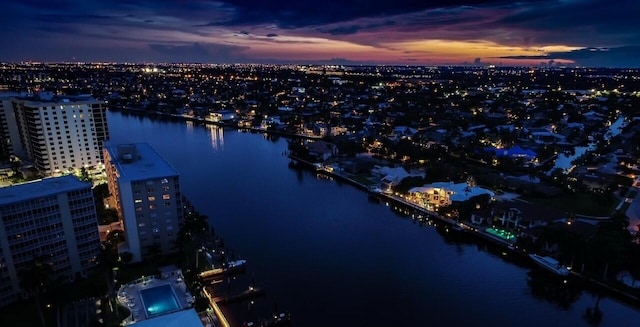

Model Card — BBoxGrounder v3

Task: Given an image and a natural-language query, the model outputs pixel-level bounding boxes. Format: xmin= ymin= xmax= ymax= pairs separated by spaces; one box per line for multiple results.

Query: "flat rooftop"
xmin=12 ymin=93 xmax=102 ymax=104
xmin=105 ymin=142 xmax=179 ymax=182
xmin=0 ymin=175 xmax=90 ymax=205
xmin=117 ymin=270 xmax=195 ymax=325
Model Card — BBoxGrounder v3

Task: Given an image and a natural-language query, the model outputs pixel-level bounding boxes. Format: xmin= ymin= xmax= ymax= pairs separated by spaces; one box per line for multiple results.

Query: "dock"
xmin=199 ymin=261 xmax=247 ymax=280
xmin=213 ymin=286 xmax=266 ymax=305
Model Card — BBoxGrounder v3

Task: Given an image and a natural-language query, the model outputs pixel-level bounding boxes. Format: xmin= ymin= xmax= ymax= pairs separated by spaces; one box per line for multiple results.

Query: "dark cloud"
xmin=318 ymin=21 xmax=396 ymax=35
xmin=216 ymin=0 xmax=506 ymax=28
xmin=497 ymin=0 xmax=640 ymax=46
xmin=498 ymin=46 xmax=640 ymax=68
xmin=1 ymin=0 xmax=639 ymax=67
xmin=9 ymin=0 xmax=79 ymax=10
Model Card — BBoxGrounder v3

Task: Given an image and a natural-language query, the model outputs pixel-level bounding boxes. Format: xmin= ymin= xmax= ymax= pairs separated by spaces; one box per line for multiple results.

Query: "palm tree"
xmin=583 ymin=294 xmax=603 ymax=326
xmin=19 ymin=255 xmax=54 ymax=327
xmin=177 ymin=211 xmax=209 ymax=268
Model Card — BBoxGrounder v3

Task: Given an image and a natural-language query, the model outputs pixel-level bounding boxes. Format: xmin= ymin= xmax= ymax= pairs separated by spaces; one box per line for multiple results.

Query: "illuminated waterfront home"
xmin=408 ymin=182 xmax=494 ymax=211
xmin=0 ymin=175 xmax=101 ymax=307
xmin=103 ymin=142 xmax=183 ymax=263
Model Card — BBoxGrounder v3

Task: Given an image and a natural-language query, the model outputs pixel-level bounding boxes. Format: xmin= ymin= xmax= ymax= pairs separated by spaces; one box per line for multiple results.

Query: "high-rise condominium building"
xmin=0 ymin=175 xmax=101 ymax=307
xmin=0 ymin=93 xmax=26 ymax=160
xmin=103 ymin=142 xmax=183 ymax=263
xmin=10 ymin=92 xmax=109 ymax=176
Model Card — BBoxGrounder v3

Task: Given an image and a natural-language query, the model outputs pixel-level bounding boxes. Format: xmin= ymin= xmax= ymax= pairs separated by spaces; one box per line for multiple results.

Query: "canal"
xmin=107 ymin=111 xmax=640 ymax=327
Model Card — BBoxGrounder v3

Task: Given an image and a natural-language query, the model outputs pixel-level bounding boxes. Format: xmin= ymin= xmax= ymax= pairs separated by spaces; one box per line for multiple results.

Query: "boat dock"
xmin=199 ymin=261 xmax=247 ymax=280
xmin=212 ymin=286 xmax=266 ymax=305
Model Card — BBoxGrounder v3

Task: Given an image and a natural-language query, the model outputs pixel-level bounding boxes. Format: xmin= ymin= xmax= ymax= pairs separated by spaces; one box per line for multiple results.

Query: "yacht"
xmin=529 ymin=254 xmax=570 ymax=276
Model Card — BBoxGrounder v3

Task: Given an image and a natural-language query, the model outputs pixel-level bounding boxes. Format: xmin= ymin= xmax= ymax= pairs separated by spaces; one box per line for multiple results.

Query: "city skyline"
xmin=1 ymin=1 xmax=640 ymax=68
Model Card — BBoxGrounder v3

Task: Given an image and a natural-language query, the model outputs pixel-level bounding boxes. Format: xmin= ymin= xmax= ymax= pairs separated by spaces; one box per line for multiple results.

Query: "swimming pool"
xmin=485 ymin=227 xmax=516 ymax=241
xmin=139 ymin=284 xmax=180 ymax=318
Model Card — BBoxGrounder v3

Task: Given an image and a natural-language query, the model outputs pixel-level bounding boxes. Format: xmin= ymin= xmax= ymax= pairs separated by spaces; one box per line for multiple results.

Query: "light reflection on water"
xmin=107 ymin=111 xmax=640 ymax=327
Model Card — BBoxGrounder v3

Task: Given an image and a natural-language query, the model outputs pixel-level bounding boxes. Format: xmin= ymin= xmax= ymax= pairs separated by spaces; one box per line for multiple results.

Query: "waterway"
xmin=107 ymin=111 xmax=640 ymax=327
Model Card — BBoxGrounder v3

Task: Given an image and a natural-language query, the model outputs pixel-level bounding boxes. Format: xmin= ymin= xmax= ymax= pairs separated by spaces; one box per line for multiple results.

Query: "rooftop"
xmin=0 ymin=175 xmax=90 ymax=205
xmin=117 ymin=267 xmax=195 ymax=325
xmin=12 ymin=91 xmax=101 ymax=104
xmin=105 ymin=142 xmax=179 ymax=182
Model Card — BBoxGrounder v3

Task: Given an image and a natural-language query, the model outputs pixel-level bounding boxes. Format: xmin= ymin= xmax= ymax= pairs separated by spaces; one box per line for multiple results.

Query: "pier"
xmin=199 ymin=261 xmax=247 ymax=280
xmin=212 ymin=286 xmax=266 ymax=305
xmin=203 ymin=287 xmax=231 ymax=327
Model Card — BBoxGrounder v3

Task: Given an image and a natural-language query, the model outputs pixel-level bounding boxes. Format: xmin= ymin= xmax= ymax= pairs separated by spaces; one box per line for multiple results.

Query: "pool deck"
xmin=117 ymin=273 xmax=195 ymax=324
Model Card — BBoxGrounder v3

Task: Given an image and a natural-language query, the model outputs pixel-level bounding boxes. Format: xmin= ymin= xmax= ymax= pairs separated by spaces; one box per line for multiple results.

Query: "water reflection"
xmin=106 ymin=111 xmax=640 ymax=327
xmin=206 ymin=124 xmax=224 ymax=150
xmin=527 ymin=269 xmax=582 ymax=310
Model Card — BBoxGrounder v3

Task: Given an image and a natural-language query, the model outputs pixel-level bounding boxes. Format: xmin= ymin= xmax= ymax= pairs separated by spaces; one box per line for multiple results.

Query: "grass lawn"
xmin=524 ymin=192 xmax=618 ymax=217
xmin=350 ymin=174 xmax=377 ymax=186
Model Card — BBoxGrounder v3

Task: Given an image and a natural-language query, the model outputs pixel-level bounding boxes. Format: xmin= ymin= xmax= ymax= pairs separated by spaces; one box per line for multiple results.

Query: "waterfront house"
xmin=471 ymin=200 xmax=564 ymax=231
xmin=209 ymin=110 xmax=237 ymax=122
xmin=372 ymin=166 xmax=424 ymax=193
xmin=409 ymin=182 xmax=494 ymax=211
xmin=306 ymin=140 xmax=338 ymax=161
xmin=519 ymin=219 xmax=597 ymax=255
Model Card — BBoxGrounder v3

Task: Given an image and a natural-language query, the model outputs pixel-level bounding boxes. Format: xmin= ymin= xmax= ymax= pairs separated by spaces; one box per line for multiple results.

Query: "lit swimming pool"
xmin=139 ymin=284 xmax=180 ymax=318
xmin=485 ymin=227 xmax=516 ymax=241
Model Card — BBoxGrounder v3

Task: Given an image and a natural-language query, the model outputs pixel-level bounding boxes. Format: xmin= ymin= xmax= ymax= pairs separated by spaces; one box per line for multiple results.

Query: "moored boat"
xmin=529 ymin=254 xmax=570 ymax=276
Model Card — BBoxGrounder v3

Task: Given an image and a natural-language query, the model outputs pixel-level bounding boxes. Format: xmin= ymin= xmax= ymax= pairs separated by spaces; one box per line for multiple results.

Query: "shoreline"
xmin=112 ymin=106 xmax=640 ymax=309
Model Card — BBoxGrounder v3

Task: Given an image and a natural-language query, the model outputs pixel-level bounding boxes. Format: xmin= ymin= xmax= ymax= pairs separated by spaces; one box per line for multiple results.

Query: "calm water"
xmin=107 ymin=111 xmax=640 ymax=327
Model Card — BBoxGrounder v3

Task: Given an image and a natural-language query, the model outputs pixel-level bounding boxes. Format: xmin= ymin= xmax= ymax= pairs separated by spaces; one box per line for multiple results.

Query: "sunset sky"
xmin=1 ymin=0 xmax=639 ymax=67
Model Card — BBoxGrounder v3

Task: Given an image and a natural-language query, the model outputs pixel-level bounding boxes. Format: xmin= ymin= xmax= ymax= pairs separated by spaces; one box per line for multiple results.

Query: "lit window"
xmin=162 ymin=194 xmax=170 ymax=200
xmin=148 ymin=196 xmax=156 ymax=201
xmin=134 ymin=199 xmax=142 ymax=203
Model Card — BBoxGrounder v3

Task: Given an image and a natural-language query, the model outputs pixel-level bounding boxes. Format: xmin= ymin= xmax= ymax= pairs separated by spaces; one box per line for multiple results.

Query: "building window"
xmin=162 ymin=194 xmax=170 ymax=200
xmin=147 ymin=196 xmax=156 ymax=202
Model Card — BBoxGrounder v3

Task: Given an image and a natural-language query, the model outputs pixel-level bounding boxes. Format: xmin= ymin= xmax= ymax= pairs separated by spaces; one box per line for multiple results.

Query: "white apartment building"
xmin=0 ymin=175 xmax=101 ymax=307
xmin=103 ymin=142 xmax=183 ymax=263
xmin=0 ymin=93 xmax=26 ymax=159
xmin=10 ymin=93 xmax=109 ymax=176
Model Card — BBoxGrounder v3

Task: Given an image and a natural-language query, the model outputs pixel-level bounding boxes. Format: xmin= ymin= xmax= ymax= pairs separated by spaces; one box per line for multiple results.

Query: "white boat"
xmin=529 ymin=254 xmax=570 ymax=276
xmin=227 ymin=259 xmax=247 ymax=269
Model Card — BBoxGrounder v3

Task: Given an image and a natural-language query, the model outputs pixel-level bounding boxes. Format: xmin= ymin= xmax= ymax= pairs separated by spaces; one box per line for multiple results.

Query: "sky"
xmin=1 ymin=0 xmax=639 ymax=67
